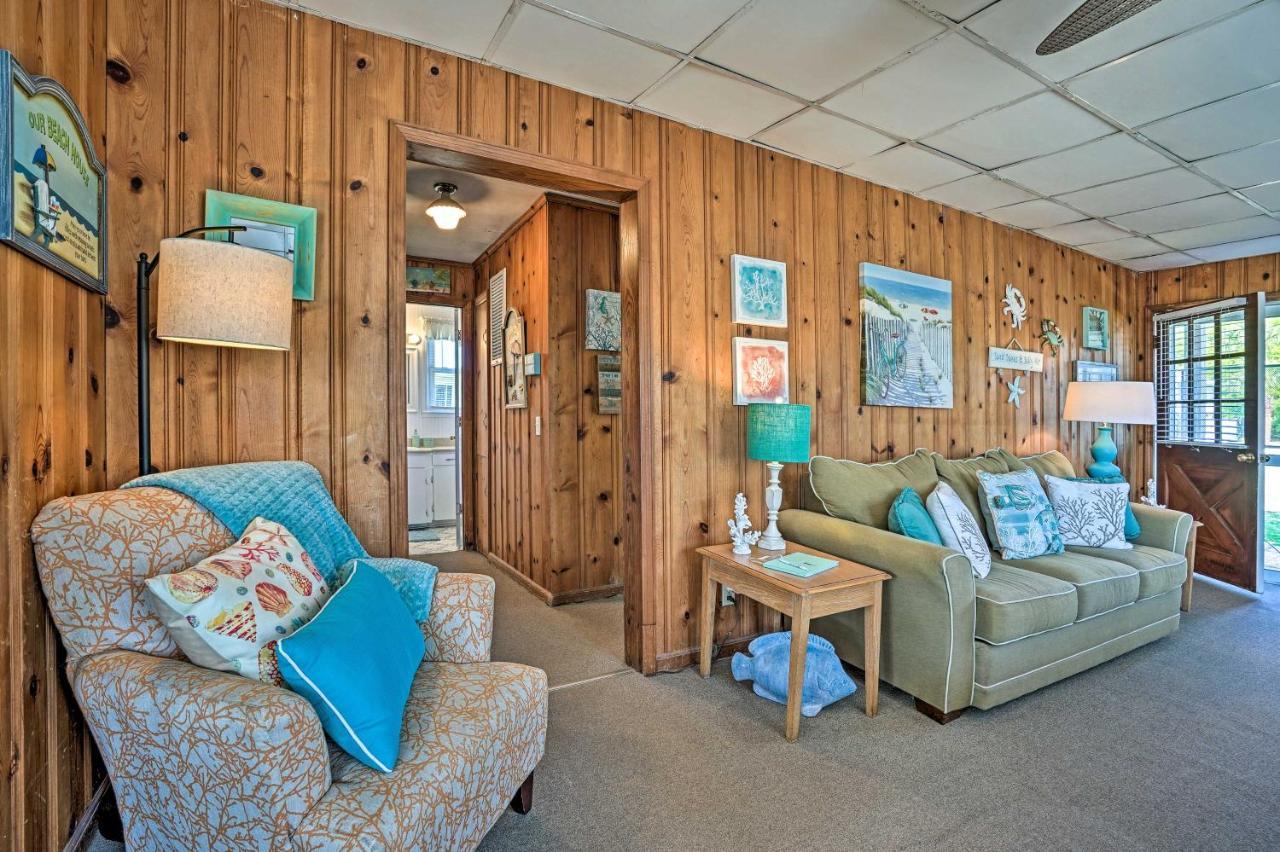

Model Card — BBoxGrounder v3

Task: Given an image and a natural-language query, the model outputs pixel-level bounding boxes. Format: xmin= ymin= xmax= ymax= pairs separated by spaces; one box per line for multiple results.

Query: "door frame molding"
xmin=388 ymin=123 xmax=656 ymax=673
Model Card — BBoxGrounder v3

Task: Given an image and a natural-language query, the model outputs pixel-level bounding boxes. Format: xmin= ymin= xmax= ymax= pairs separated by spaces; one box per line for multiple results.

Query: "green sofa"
xmin=778 ymin=448 xmax=1193 ymax=723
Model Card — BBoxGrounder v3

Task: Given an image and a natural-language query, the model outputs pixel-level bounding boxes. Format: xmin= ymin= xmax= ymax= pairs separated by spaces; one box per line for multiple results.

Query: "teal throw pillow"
xmin=1070 ymin=476 xmax=1141 ymax=540
xmin=277 ymin=562 xmax=424 ymax=773
xmin=887 ymin=487 xmax=942 ymax=545
xmin=976 ymin=469 xmax=1064 ymax=560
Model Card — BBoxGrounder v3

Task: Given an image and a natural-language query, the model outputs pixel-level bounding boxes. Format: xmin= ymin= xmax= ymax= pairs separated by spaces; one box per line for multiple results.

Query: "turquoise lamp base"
xmin=1086 ymin=425 xmax=1123 ymax=480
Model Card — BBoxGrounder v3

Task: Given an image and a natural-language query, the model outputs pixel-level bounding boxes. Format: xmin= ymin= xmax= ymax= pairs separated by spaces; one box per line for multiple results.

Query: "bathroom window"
xmin=427 ymin=338 xmax=457 ymax=412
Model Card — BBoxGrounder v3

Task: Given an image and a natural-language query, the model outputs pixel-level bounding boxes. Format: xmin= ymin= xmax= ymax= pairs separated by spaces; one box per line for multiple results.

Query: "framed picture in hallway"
xmin=732 ymin=337 xmax=789 ymax=406
xmin=859 ymin=262 xmax=953 ymax=409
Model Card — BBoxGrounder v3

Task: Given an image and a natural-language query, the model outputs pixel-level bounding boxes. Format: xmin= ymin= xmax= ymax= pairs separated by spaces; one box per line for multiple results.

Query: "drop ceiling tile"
xmin=635 ymin=64 xmax=801 ymax=139
xmin=1139 ymin=85 xmax=1280 ymax=161
xmin=1186 ymin=235 xmax=1280 ymax=263
xmin=994 ymin=133 xmax=1172 ymax=197
xmin=697 ymin=0 xmax=944 ymax=101
xmin=491 ymin=4 xmax=678 ymax=101
xmin=1123 ymin=251 xmax=1201 ymax=271
xmin=1154 ymin=216 xmax=1280 ymax=251
xmin=984 ymin=199 xmax=1082 ymax=230
xmin=1055 ymin=168 xmax=1220 ymax=218
xmin=546 ymin=0 xmax=747 ymax=52
xmin=1109 ymin=194 xmax=1257 ymax=233
xmin=300 ymin=0 xmax=513 ymax=57
xmin=1242 ymin=182 xmax=1280 ymax=212
xmin=1194 ymin=140 xmax=1280 ymax=189
xmin=1082 ymin=236 xmax=1168 ymax=262
xmin=843 ymin=145 xmax=976 ymax=192
xmin=823 ymin=34 xmax=1041 ymax=139
xmin=919 ymin=174 xmax=1035 ymax=212
xmin=1035 ymin=219 xmax=1130 ymax=246
xmin=755 ymin=109 xmax=894 ymax=169
xmin=917 ymin=0 xmax=991 ymax=22
xmin=966 ymin=0 xmax=1255 ymax=82
xmin=920 ymin=92 xmax=1112 ymax=169
xmin=1064 ymin=2 xmax=1280 ymax=126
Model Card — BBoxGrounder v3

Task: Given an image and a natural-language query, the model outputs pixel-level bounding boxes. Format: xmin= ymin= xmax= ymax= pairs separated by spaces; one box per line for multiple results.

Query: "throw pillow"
xmin=1070 ymin=475 xmax=1142 ymax=540
xmin=277 ymin=562 xmax=425 ymax=773
xmin=925 ymin=481 xmax=992 ymax=578
xmin=975 ymin=469 xmax=1064 ymax=560
xmin=1045 ymin=475 xmax=1134 ymax=550
xmin=807 ymin=449 xmax=939 ymax=529
xmin=145 ymin=517 xmax=332 ymax=684
xmin=931 ymin=450 xmax=1010 ymax=544
xmin=887 ymin=488 xmax=943 ymax=545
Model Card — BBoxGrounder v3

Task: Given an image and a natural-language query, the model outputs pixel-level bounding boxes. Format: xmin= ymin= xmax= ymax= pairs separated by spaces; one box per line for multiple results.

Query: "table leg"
xmin=785 ymin=596 xmax=811 ymax=742
xmin=1181 ymin=523 xmax=1198 ymax=613
xmin=699 ymin=561 xmax=717 ymax=678
xmin=863 ymin=583 xmax=882 ymax=717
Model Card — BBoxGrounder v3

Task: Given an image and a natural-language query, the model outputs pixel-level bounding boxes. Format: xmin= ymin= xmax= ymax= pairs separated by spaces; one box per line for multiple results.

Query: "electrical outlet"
xmin=720 ymin=585 xmax=735 ymax=607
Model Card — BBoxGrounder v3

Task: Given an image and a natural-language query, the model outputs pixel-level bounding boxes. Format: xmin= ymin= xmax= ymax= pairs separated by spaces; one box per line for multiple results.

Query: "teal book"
xmin=761 ymin=552 xmax=838 ymax=578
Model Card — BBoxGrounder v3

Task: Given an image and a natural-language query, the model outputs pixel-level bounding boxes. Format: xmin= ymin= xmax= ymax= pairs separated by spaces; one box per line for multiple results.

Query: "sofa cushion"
xmin=975 ymin=563 xmax=1077 ymax=645
xmin=1002 ymin=551 xmax=1140 ymax=620
xmin=998 ymin=449 xmax=1076 ymax=481
xmin=932 ymin=451 xmax=1010 ymax=541
xmin=808 ymin=449 xmax=938 ymax=529
xmin=1067 ymin=544 xmax=1186 ymax=600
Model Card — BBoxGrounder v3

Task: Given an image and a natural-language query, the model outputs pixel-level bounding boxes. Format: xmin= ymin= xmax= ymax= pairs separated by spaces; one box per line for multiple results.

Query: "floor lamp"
xmin=136 ymin=228 xmax=294 ymax=476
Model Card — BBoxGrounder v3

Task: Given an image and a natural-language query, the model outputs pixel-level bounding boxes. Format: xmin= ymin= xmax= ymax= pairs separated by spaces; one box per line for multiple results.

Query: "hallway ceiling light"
xmin=425 ymin=182 xmax=466 ymax=230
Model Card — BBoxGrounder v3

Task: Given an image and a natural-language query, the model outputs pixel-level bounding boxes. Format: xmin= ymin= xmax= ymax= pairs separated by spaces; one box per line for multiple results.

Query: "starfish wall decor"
xmin=1006 ymin=375 xmax=1026 ymax=408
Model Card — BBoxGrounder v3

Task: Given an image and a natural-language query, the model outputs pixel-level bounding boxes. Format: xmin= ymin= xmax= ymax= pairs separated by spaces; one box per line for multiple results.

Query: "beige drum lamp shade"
xmin=156 ymin=238 xmax=294 ymax=350
xmin=1062 ymin=381 xmax=1156 ymax=425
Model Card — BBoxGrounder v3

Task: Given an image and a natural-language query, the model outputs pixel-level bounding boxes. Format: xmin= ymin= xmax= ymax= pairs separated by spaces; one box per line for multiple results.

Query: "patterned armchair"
xmin=30 ymin=487 xmax=547 ymax=850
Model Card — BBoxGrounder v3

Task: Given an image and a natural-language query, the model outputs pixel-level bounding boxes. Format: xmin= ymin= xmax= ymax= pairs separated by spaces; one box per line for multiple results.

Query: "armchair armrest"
xmin=778 ymin=509 xmax=977 ymax=714
xmin=422 ymin=572 xmax=495 ymax=663
xmin=1130 ymin=503 xmax=1194 ymax=557
xmin=71 ymin=650 xmax=329 ymax=849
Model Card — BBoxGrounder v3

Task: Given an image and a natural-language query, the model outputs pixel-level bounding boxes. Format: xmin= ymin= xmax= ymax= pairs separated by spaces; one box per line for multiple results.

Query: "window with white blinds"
xmin=1154 ymin=297 xmax=1248 ymax=447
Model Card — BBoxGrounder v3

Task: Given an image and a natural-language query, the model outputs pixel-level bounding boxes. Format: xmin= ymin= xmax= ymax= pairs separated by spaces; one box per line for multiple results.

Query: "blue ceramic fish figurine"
xmin=730 ymin=632 xmax=856 ymax=717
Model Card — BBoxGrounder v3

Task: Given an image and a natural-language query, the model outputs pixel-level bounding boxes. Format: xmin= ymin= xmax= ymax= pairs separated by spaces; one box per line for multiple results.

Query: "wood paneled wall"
xmin=472 ymin=196 xmax=623 ymax=603
xmin=1 ymin=1 xmax=105 ymax=848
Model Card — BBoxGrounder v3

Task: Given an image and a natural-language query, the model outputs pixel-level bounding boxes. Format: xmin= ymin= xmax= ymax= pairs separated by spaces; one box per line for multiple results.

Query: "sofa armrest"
xmin=421 ymin=572 xmax=495 ymax=663
xmin=1130 ymin=503 xmax=1194 ymax=557
xmin=71 ymin=650 xmax=330 ymax=849
xmin=778 ymin=509 xmax=977 ymax=714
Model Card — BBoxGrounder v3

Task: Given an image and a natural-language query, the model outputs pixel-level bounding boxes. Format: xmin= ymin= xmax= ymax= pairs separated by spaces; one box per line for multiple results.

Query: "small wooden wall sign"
xmin=597 ymin=354 xmax=621 ymax=415
xmin=988 ymin=345 xmax=1044 ymax=373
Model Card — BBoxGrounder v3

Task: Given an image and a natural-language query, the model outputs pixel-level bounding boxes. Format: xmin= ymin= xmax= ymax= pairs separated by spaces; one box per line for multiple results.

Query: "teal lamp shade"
xmin=746 ymin=404 xmax=811 ymax=463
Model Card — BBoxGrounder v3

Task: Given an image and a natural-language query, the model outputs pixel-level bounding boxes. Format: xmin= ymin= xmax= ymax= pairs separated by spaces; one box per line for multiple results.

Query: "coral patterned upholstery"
xmin=30 ymin=487 xmax=546 ymax=851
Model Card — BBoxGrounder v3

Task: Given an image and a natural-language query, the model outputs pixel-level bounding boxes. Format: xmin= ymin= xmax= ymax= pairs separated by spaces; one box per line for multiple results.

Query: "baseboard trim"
xmin=549 ymin=583 xmax=623 ymax=605
xmin=65 ymin=778 xmax=110 ymax=852
xmin=483 ymin=553 xmax=622 ymax=606
xmin=654 ymin=634 xmax=757 ymax=673
xmin=484 ymin=553 xmax=554 ymax=603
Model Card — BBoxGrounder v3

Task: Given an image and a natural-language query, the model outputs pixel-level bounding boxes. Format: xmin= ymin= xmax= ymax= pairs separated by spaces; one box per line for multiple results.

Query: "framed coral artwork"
xmin=732 ymin=337 xmax=789 ymax=406
xmin=731 ymin=254 xmax=787 ymax=327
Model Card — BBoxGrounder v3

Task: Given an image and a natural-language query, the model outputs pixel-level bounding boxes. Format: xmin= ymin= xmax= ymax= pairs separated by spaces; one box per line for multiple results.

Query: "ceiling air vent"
xmin=1036 ymin=0 xmax=1163 ymax=56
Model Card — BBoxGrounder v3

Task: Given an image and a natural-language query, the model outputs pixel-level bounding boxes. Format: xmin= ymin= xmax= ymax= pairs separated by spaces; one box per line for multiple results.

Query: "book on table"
xmin=760 ymin=551 xmax=838 ymax=578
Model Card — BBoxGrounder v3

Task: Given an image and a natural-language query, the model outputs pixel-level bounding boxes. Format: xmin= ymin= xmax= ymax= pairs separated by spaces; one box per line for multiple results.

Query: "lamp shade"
xmin=156 ymin=238 xmax=294 ymax=350
xmin=746 ymin=403 xmax=811 ymax=463
xmin=1062 ymin=381 xmax=1156 ymax=425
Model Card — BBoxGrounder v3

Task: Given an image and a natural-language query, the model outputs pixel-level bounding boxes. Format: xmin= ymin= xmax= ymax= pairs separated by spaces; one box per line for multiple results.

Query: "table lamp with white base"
xmin=1061 ymin=380 xmax=1156 ymax=479
xmin=746 ymin=403 xmax=812 ymax=551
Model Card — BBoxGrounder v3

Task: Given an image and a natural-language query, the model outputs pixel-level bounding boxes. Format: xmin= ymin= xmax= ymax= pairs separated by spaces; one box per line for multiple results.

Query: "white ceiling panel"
xmin=994 ymin=133 xmax=1172 ymax=196
xmin=1154 ymin=216 xmax=1280 ymax=251
xmin=545 ymin=0 xmax=748 ymax=53
xmin=921 ymin=92 xmax=1113 ymax=169
xmin=1055 ymin=168 xmax=1220 ymax=218
xmin=917 ymin=0 xmax=991 ymax=22
xmin=1123 ymin=251 xmax=1200 ymax=271
xmin=965 ymin=0 xmax=1255 ymax=82
xmin=1064 ymin=2 xmax=1280 ymax=126
xmin=843 ymin=145 xmax=976 ymax=192
xmin=635 ymin=64 xmax=801 ymax=139
xmin=1194 ymin=140 xmax=1280 ymax=189
xmin=1035 ymin=219 xmax=1130 ymax=246
xmin=1109 ymin=194 xmax=1257 ymax=233
xmin=755 ymin=109 xmax=894 ymax=168
xmin=698 ymin=0 xmax=944 ymax=101
xmin=1082 ymin=236 xmax=1168 ymax=262
xmin=1139 ymin=85 xmax=1280 ymax=161
xmin=823 ymin=34 xmax=1041 ymax=140
xmin=298 ymin=0 xmax=512 ymax=57
xmin=1186 ymin=235 xmax=1280 ymax=263
xmin=919 ymin=174 xmax=1035 ymax=211
xmin=1242 ymin=182 xmax=1280 ymax=212
xmin=984 ymin=199 xmax=1082 ymax=230
xmin=491 ymin=5 xmax=678 ymax=101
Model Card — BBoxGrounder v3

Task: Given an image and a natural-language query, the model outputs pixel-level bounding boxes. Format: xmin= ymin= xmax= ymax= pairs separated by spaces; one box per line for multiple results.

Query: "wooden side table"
xmin=696 ymin=542 xmax=889 ymax=741
xmin=1181 ymin=520 xmax=1203 ymax=612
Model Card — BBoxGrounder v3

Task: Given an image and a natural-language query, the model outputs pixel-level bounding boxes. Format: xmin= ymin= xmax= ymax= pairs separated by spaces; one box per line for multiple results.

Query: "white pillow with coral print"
xmin=926 ymin=481 xmax=992 ymax=578
xmin=1043 ymin=475 xmax=1132 ymax=550
xmin=145 ymin=516 xmax=331 ymax=683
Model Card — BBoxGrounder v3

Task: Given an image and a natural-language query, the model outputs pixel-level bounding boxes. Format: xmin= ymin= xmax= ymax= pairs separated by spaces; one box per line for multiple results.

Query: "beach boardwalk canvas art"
xmin=732 ymin=254 xmax=787 ymax=327
xmin=733 ymin=337 xmax=789 ymax=405
xmin=859 ymin=263 xmax=953 ymax=409
xmin=584 ymin=288 xmax=622 ymax=351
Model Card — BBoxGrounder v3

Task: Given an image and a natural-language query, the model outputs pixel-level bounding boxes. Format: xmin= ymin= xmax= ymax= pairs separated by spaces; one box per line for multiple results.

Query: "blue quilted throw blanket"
xmin=124 ymin=461 xmax=366 ymax=583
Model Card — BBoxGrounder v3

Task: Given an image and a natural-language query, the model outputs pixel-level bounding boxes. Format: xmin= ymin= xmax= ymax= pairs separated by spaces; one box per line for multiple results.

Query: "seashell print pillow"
xmin=144 ymin=517 xmax=331 ymax=684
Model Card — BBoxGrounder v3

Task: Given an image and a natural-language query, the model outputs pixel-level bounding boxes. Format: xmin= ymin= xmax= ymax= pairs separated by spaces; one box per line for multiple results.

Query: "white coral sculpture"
xmin=728 ymin=492 xmax=761 ymax=555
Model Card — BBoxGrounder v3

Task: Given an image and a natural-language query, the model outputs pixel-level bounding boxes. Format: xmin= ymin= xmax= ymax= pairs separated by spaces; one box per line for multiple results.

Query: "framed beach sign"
xmin=859 ymin=262 xmax=953 ymax=409
xmin=205 ymin=190 xmax=317 ymax=301
xmin=0 ymin=50 xmax=107 ymax=293
xmin=731 ymin=254 xmax=787 ymax=327
xmin=1075 ymin=360 xmax=1118 ymax=382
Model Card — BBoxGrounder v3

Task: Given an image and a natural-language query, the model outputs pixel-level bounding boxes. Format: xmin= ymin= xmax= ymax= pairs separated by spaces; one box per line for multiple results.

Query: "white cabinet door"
xmin=407 ymin=453 xmax=430 ymax=526
xmin=431 ymin=453 xmax=457 ymax=522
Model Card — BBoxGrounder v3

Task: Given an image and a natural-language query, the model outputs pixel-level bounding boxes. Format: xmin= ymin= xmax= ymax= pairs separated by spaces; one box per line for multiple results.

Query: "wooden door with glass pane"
xmin=1155 ymin=294 xmax=1263 ymax=593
